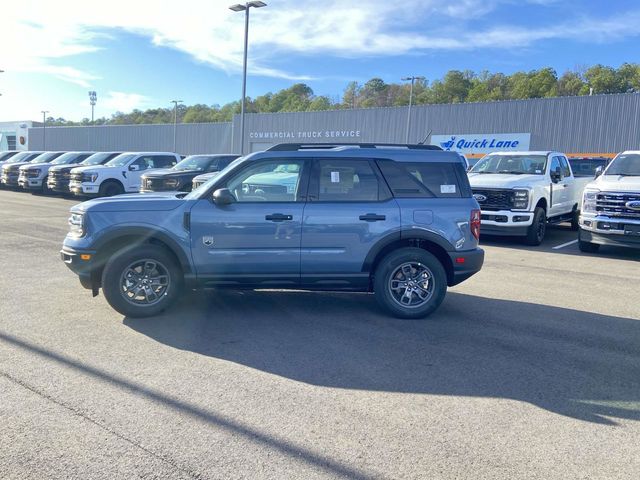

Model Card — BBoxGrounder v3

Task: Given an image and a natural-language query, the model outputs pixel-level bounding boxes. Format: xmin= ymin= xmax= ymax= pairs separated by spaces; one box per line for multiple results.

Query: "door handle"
xmin=265 ymin=213 xmax=293 ymax=222
xmin=359 ymin=213 xmax=386 ymax=222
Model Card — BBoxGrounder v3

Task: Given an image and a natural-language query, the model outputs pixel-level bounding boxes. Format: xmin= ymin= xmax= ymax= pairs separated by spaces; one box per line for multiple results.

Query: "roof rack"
xmin=266 ymin=143 xmax=442 ymax=152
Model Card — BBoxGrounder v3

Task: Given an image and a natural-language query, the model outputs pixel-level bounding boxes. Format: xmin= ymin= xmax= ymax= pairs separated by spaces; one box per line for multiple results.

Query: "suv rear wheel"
xmin=374 ymin=248 xmax=447 ymax=319
xmin=102 ymin=245 xmax=183 ymax=317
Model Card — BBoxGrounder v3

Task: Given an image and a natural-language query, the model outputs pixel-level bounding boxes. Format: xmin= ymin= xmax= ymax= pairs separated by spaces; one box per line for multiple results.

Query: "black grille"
xmin=596 ymin=192 xmax=640 ymax=220
xmin=472 ymin=188 xmax=514 ymax=210
xmin=70 ymin=172 xmax=83 ymax=182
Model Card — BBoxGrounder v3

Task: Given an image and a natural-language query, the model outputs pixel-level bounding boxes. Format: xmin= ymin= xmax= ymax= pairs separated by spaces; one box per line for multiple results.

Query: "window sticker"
xmin=440 ymin=184 xmax=456 ymax=194
xmin=331 ymin=171 xmax=340 ymax=183
xmin=535 ymin=169 xmax=542 ymax=174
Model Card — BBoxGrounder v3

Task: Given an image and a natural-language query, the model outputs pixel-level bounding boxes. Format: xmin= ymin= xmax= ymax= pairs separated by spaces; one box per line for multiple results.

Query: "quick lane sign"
xmin=431 ymin=133 xmax=531 ymax=154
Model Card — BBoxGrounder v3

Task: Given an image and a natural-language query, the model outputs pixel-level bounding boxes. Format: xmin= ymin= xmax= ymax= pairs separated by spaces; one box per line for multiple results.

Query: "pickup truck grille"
xmin=596 ymin=192 xmax=640 ymax=220
xmin=471 ymin=188 xmax=514 ymax=211
xmin=70 ymin=172 xmax=83 ymax=182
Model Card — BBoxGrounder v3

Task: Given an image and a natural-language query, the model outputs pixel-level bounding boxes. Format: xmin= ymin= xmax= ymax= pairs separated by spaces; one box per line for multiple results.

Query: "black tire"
xmin=99 ymin=181 xmax=124 ymax=197
xmin=578 ymin=239 xmax=600 ymax=253
xmin=101 ymin=245 xmax=183 ymax=318
xmin=525 ymin=207 xmax=547 ymax=246
xmin=570 ymin=207 xmax=580 ymax=231
xmin=374 ymin=247 xmax=447 ymax=319
xmin=40 ymin=176 xmax=52 ymax=195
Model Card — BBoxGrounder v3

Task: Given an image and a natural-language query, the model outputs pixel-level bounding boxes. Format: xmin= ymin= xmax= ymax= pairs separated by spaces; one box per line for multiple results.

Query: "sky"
xmin=1 ymin=0 xmax=639 ymax=122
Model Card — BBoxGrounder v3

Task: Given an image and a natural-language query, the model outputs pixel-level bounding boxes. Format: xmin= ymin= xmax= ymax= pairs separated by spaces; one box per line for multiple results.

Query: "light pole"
xmin=88 ymin=91 xmax=97 ymax=124
xmin=401 ymin=76 xmax=425 ymax=144
xmin=41 ymin=110 xmax=49 ymax=150
xmin=229 ymin=1 xmax=267 ymax=155
xmin=171 ymin=100 xmax=183 ymax=153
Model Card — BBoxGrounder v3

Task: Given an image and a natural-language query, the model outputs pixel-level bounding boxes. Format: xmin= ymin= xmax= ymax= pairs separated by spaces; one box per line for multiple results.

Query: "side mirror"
xmin=129 ymin=164 xmax=140 ymax=171
xmin=550 ymin=166 xmax=562 ymax=183
xmin=212 ymin=188 xmax=236 ymax=205
xmin=594 ymin=165 xmax=604 ymax=178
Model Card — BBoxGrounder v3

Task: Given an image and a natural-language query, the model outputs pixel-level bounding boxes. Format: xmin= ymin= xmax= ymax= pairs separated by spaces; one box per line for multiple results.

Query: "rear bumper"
xmin=448 ymin=248 xmax=484 ymax=286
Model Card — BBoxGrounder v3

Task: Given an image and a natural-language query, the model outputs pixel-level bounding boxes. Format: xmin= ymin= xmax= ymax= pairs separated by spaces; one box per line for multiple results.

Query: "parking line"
xmin=552 ymin=239 xmax=578 ymax=250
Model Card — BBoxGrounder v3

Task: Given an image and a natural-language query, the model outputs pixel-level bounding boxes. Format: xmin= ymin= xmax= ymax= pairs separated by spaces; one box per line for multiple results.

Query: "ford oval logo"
xmin=473 ymin=194 xmax=487 ymax=202
xmin=626 ymin=200 xmax=640 ymax=211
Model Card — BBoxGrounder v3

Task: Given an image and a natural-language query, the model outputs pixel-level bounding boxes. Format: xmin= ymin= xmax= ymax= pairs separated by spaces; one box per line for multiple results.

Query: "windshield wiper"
xmin=497 ymin=170 xmax=525 ymax=175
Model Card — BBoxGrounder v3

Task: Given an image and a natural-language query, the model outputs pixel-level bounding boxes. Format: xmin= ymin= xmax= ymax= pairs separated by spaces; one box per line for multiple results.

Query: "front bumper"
xmin=1 ymin=173 xmax=20 ymax=186
xmin=448 ymin=248 xmax=484 ymax=286
xmin=61 ymin=247 xmax=98 ymax=291
xmin=69 ymin=181 xmax=100 ymax=196
xmin=579 ymin=214 xmax=640 ymax=249
xmin=479 ymin=209 xmax=533 ymax=236
xmin=18 ymin=176 xmax=44 ymax=190
xmin=48 ymin=178 xmax=71 ymax=193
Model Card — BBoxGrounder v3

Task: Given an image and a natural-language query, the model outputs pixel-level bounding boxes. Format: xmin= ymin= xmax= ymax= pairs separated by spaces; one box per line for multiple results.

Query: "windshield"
xmin=470 ymin=154 xmax=548 ymax=175
xmin=172 ymin=156 xmax=215 ymax=172
xmin=105 ymin=153 xmax=137 ymax=167
xmin=4 ymin=152 xmax=36 ymax=163
xmin=605 ymin=153 xmax=640 ymax=176
xmin=51 ymin=152 xmax=85 ymax=165
xmin=29 ymin=152 xmax=60 ymax=163
xmin=81 ymin=152 xmax=114 ymax=166
xmin=0 ymin=152 xmax=17 ymax=162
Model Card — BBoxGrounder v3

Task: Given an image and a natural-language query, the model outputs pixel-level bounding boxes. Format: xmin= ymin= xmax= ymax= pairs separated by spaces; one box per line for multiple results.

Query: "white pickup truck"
xmin=468 ymin=151 xmax=593 ymax=245
xmin=69 ymin=152 xmax=180 ymax=197
xmin=578 ymin=150 xmax=640 ymax=252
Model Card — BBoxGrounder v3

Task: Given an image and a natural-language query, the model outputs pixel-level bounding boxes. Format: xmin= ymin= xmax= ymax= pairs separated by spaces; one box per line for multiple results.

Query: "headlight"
xmin=28 ymin=169 xmax=41 ymax=177
xmin=582 ymin=189 xmax=599 ymax=213
xmin=164 ymin=178 xmax=179 ymax=188
xmin=68 ymin=213 xmax=85 ymax=237
xmin=81 ymin=171 xmax=99 ymax=183
xmin=512 ymin=189 xmax=530 ymax=210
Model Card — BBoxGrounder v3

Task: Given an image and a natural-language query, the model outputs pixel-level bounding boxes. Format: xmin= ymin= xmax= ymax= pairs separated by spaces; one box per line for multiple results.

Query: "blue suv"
xmin=61 ymin=144 xmax=484 ymax=319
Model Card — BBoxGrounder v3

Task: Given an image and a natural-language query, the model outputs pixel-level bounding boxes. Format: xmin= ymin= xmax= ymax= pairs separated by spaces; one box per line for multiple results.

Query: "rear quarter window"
xmin=376 ymin=160 xmax=469 ymax=198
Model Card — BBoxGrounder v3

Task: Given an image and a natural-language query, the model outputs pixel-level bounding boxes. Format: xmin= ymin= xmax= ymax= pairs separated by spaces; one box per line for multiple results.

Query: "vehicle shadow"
xmin=124 ymin=290 xmax=640 ymax=425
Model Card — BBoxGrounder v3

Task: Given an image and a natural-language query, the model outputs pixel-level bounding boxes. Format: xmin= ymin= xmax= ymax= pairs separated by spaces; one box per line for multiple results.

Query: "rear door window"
xmin=315 ymin=159 xmax=382 ymax=202
xmin=153 ymin=155 xmax=178 ymax=168
xmin=377 ymin=160 xmax=466 ymax=198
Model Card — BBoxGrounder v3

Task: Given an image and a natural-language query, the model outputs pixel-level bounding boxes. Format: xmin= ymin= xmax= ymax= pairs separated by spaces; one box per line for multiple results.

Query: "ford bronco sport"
xmin=61 ymin=143 xmax=484 ymax=319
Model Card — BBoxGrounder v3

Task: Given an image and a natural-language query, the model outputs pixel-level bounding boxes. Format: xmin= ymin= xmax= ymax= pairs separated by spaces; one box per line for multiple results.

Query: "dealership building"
xmin=24 ymin=92 xmax=640 ymax=157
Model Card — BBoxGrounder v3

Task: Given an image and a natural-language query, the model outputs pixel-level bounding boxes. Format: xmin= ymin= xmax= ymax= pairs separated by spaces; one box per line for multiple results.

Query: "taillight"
xmin=471 ymin=209 xmax=481 ymax=240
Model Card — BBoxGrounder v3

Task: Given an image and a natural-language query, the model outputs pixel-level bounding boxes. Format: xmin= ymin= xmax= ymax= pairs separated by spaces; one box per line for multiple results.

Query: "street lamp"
xmin=229 ymin=1 xmax=267 ymax=155
xmin=401 ymin=76 xmax=425 ymax=144
xmin=88 ymin=91 xmax=97 ymax=124
xmin=171 ymin=100 xmax=183 ymax=153
xmin=41 ymin=110 xmax=49 ymax=150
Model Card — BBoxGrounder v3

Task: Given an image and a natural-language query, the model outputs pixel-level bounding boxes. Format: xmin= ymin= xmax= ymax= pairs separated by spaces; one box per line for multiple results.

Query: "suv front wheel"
xmin=102 ymin=245 xmax=183 ymax=317
xmin=374 ymin=248 xmax=447 ymax=319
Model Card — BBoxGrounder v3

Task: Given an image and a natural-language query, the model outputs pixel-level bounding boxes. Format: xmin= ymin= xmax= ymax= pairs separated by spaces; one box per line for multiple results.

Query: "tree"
xmin=307 ymin=96 xmax=332 ymax=111
xmin=342 ymin=81 xmax=361 ymax=108
xmin=584 ymin=65 xmax=621 ymax=94
xmin=557 ymin=71 xmax=585 ymax=96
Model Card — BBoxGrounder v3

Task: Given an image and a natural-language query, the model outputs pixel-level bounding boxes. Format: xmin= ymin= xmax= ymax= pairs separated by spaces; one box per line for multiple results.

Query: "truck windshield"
xmin=29 ymin=152 xmax=61 ymax=163
xmin=470 ymin=154 xmax=547 ymax=175
xmin=605 ymin=153 xmax=640 ymax=176
xmin=81 ymin=152 xmax=115 ymax=166
xmin=105 ymin=154 xmax=137 ymax=167
xmin=50 ymin=153 xmax=83 ymax=165
xmin=172 ymin=156 xmax=214 ymax=172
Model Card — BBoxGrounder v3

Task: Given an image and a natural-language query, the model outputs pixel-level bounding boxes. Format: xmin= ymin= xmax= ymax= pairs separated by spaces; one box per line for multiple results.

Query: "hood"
xmin=468 ymin=173 xmax=545 ymax=189
xmin=2 ymin=161 xmax=32 ymax=172
xmin=19 ymin=162 xmax=51 ymax=171
xmin=50 ymin=164 xmax=76 ymax=173
xmin=142 ymin=168 xmax=191 ymax=179
xmin=587 ymin=174 xmax=640 ymax=192
xmin=193 ymin=172 xmax=220 ymax=182
xmin=74 ymin=192 xmax=187 ymax=213
xmin=70 ymin=164 xmax=109 ymax=174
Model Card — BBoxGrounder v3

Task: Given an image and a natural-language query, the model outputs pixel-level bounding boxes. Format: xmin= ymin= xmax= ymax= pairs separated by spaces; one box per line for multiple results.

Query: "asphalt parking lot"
xmin=1 ymin=189 xmax=639 ymax=479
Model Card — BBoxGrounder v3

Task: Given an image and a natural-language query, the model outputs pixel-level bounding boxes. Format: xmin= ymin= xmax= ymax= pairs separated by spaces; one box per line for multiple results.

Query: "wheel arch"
xmin=364 ymin=231 xmax=455 ymax=288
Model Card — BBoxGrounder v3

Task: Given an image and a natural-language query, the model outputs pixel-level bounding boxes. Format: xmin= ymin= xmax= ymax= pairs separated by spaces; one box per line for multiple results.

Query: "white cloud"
xmin=0 ymin=0 xmax=638 ymax=88
xmin=102 ymin=91 xmax=150 ymax=112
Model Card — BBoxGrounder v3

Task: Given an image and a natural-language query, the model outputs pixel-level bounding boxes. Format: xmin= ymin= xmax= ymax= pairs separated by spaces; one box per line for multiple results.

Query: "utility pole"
xmin=171 ymin=100 xmax=183 ymax=153
xmin=229 ymin=1 xmax=267 ymax=155
xmin=41 ymin=111 xmax=49 ymax=150
xmin=401 ymin=76 xmax=425 ymax=144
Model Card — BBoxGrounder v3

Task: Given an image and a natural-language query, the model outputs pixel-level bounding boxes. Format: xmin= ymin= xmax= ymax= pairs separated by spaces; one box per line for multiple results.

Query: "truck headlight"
xmin=81 ymin=171 xmax=99 ymax=183
xmin=68 ymin=213 xmax=85 ymax=237
xmin=28 ymin=169 xmax=41 ymax=178
xmin=164 ymin=178 xmax=179 ymax=188
xmin=512 ymin=189 xmax=529 ymax=210
xmin=582 ymin=189 xmax=599 ymax=213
